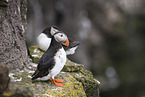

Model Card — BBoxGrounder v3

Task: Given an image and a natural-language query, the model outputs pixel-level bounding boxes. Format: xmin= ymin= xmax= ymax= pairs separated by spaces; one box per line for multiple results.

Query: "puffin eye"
xmin=60 ymin=34 xmax=63 ymax=37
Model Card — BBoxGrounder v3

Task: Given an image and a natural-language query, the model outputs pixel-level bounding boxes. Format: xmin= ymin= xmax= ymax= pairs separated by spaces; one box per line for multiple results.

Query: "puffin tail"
xmin=31 ymin=76 xmax=37 ymax=80
xmin=31 ymin=69 xmax=39 ymax=80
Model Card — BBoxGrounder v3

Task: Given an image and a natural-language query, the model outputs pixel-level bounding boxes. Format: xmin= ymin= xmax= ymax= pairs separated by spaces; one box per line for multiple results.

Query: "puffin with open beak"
xmin=32 ymin=28 xmax=69 ymax=87
xmin=37 ymin=26 xmax=80 ymax=55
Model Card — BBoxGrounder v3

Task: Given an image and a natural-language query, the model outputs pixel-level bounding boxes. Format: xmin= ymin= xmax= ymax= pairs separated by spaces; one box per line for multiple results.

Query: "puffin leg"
xmin=52 ymin=79 xmax=64 ymax=87
xmin=48 ymin=79 xmax=63 ymax=83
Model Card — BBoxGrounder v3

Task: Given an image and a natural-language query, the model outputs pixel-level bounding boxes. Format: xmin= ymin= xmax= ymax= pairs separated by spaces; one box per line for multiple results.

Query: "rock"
xmin=28 ymin=45 xmax=44 ymax=64
xmin=0 ymin=0 xmax=29 ymax=70
xmin=2 ymin=87 xmax=33 ymax=97
xmin=72 ymin=70 xmax=100 ymax=97
xmin=0 ymin=64 xmax=33 ymax=97
xmin=13 ymin=87 xmax=33 ymax=97
xmin=62 ymin=59 xmax=84 ymax=72
xmin=2 ymin=90 xmax=15 ymax=97
xmin=3 ymin=46 xmax=100 ymax=97
xmin=0 ymin=64 xmax=10 ymax=93
xmin=9 ymin=68 xmax=87 ymax=97
xmin=0 ymin=0 xmax=8 ymax=7
xmin=8 ymin=45 xmax=100 ymax=96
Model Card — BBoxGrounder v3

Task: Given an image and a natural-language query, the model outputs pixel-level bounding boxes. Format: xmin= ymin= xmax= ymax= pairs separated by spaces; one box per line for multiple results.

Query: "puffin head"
xmin=53 ymin=32 xmax=69 ymax=46
xmin=42 ymin=26 xmax=60 ymax=38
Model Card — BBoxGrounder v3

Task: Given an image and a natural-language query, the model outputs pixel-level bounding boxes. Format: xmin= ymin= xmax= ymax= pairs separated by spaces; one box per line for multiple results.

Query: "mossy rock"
xmin=2 ymin=87 xmax=33 ymax=97
xmin=62 ymin=59 xmax=84 ymax=72
xmin=8 ymin=45 xmax=100 ymax=96
xmin=28 ymin=45 xmax=44 ymax=64
xmin=71 ymin=70 xmax=100 ymax=97
xmin=0 ymin=64 xmax=10 ymax=93
xmin=9 ymin=67 xmax=86 ymax=97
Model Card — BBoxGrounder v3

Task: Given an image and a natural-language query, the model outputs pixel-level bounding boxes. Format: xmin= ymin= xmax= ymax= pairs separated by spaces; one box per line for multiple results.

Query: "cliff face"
xmin=0 ymin=0 xmax=29 ymax=70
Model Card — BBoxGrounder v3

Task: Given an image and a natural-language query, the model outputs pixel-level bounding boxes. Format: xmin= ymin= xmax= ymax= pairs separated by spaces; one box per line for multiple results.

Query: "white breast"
xmin=37 ymin=33 xmax=51 ymax=51
xmin=50 ymin=47 xmax=66 ymax=79
xmin=35 ymin=47 xmax=66 ymax=81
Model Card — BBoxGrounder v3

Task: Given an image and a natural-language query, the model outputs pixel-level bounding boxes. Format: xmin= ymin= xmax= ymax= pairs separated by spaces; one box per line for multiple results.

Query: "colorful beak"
xmin=62 ymin=38 xmax=69 ymax=46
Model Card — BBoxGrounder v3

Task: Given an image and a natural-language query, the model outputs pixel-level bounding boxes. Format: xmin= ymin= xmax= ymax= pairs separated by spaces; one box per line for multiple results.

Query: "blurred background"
xmin=26 ymin=0 xmax=145 ymax=97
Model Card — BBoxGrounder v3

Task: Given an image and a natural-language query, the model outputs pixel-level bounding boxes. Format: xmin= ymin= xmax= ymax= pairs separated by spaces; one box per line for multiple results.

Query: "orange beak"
xmin=62 ymin=38 xmax=69 ymax=46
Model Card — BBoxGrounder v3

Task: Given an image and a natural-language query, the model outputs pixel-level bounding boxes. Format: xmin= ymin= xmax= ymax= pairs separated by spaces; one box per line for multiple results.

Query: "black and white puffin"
xmin=37 ymin=26 xmax=80 ymax=55
xmin=32 ymin=30 xmax=69 ymax=87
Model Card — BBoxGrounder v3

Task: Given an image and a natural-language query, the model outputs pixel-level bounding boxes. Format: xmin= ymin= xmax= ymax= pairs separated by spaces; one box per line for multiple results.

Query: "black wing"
xmin=31 ymin=69 xmax=48 ymax=80
xmin=31 ymin=57 xmax=54 ymax=80
xmin=38 ymin=57 xmax=54 ymax=71
xmin=32 ymin=38 xmax=58 ymax=80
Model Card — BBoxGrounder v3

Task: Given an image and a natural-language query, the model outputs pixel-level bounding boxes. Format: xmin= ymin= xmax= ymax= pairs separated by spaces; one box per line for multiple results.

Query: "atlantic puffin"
xmin=37 ymin=26 xmax=80 ymax=55
xmin=32 ymin=30 xmax=69 ymax=87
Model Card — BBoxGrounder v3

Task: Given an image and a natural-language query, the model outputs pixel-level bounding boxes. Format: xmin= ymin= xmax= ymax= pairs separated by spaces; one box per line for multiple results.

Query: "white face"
xmin=54 ymin=33 xmax=67 ymax=43
xmin=51 ymin=27 xmax=69 ymax=46
xmin=50 ymin=27 xmax=59 ymax=36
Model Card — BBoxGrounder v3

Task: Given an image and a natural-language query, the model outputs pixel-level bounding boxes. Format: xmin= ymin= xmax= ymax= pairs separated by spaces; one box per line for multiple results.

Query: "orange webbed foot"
xmin=53 ymin=80 xmax=64 ymax=87
xmin=48 ymin=79 xmax=53 ymax=81
xmin=54 ymin=79 xmax=63 ymax=83
xmin=48 ymin=79 xmax=63 ymax=83
xmin=48 ymin=79 xmax=64 ymax=87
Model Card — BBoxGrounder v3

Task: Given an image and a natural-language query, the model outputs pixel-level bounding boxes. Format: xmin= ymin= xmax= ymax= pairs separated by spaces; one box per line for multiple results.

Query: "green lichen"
xmin=28 ymin=45 xmax=44 ymax=63
xmin=71 ymin=71 xmax=100 ymax=97
xmin=44 ymin=82 xmax=86 ymax=97
xmin=3 ymin=90 xmax=15 ymax=96
xmin=9 ymin=69 xmax=87 ymax=97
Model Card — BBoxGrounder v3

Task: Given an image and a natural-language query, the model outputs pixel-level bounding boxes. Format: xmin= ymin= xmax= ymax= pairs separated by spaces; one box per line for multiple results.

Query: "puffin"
xmin=32 ymin=30 xmax=69 ymax=87
xmin=37 ymin=26 xmax=80 ymax=55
